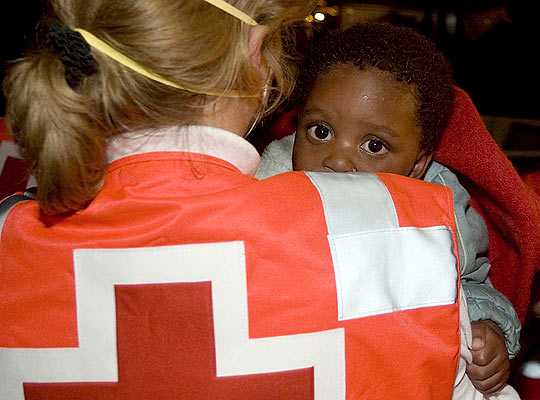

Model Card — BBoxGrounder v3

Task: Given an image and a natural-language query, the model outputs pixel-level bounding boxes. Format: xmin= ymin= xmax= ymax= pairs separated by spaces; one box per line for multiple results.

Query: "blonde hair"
xmin=4 ymin=0 xmax=315 ymax=214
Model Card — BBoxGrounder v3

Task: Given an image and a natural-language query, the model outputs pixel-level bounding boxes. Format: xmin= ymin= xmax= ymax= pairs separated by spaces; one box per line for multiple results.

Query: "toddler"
xmin=257 ymin=23 xmax=521 ymax=396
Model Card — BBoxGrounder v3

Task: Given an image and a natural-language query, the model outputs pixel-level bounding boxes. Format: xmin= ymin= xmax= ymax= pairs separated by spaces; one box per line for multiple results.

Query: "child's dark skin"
xmin=293 ymin=63 xmax=510 ymax=395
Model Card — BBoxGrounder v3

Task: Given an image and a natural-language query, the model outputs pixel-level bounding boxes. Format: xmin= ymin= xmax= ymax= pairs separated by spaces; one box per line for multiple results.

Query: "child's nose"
xmin=322 ymin=153 xmax=357 ymax=172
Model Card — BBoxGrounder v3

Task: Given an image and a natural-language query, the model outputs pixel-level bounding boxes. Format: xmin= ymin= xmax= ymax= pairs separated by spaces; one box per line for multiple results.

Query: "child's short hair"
xmin=298 ymin=23 xmax=454 ymax=154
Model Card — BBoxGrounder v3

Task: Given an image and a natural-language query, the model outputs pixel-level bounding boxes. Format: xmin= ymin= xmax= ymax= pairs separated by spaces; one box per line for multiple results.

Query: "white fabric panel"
xmin=306 ymin=172 xmax=398 ymax=235
xmin=307 ymin=172 xmax=457 ymax=321
xmin=329 ymin=226 xmax=457 ymax=321
xmin=1 ymin=241 xmax=345 ymax=400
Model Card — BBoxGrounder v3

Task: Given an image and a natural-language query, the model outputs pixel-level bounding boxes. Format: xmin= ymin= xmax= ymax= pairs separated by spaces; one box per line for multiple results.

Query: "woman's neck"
xmin=198 ymin=96 xmax=260 ymax=137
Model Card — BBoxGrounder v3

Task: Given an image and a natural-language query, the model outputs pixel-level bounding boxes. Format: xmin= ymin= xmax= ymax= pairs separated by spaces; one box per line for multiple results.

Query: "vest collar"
xmin=107 ymin=125 xmax=261 ymax=175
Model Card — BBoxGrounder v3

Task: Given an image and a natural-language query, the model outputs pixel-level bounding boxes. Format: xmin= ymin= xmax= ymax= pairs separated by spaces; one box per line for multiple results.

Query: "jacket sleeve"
xmin=425 ymin=162 xmax=521 ymax=358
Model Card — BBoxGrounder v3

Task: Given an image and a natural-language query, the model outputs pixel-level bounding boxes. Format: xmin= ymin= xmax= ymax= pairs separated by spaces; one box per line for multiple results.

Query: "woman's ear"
xmin=409 ymin=151 xmax=433 ymax=179
xmin=248 ymin=25 xmax=271 ymax=76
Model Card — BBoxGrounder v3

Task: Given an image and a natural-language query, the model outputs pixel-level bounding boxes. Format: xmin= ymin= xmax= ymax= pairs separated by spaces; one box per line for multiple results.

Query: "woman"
xmin=0 ymin=1 xmax=492 ymax=399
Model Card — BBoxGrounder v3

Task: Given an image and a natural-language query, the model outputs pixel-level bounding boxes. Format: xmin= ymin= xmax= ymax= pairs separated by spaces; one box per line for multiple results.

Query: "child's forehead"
xmin=320 ymin=64 xmax=414 ymax=93
xmin=308 ymin=65 xmax=418 ymax=110
xmin=302 ymin=65 xmax=421 ymax=139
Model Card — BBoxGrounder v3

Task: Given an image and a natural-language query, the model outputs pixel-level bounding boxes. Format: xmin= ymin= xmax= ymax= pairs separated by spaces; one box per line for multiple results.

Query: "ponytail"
xmin=3 ymin=0 xmax=316 ymax=215
xmin=4 ymin=51 xmax=105 ymax=215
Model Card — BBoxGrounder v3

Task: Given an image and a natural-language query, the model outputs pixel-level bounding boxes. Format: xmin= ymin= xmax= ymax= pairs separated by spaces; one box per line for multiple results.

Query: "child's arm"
xmin=425 ymin=162 xmax=521 ymax=358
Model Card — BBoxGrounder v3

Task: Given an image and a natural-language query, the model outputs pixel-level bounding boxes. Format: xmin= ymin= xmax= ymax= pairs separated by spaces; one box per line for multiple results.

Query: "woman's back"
xmin=1 ymin=125 xmax=461 ymax=398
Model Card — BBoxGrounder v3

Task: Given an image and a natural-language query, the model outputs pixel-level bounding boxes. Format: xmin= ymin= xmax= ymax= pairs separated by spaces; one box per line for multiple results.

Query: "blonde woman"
xmin=0 ymin=1 xmax=506 ymax=399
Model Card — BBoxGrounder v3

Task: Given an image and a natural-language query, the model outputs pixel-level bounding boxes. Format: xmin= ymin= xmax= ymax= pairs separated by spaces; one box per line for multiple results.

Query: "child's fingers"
xmin=470 ymin=320 xmax=506 ymax=361
xmin=469 ymin=366 xmax=510 ymax=395
xmin=467 ymin=352 xmax=510 ymax=394
xmin=471 ymin=336 xmax=484 ymax=351
xmin=471 ymin=352 xmax=488 ymax=367
xmin=470 ymin=321 xmax=487 ymax=350
xmin=466 ymin=321 xmax=510 ymax=395
xmin=471 ymin=347 xmax=496 ymax=366
xmin=467 ymin=356 xmax=501 ymax=379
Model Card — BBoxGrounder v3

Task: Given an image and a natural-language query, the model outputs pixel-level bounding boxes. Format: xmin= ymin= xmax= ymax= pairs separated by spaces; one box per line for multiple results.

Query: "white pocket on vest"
xmin=328 ymin=226 xmax=457 ymax=321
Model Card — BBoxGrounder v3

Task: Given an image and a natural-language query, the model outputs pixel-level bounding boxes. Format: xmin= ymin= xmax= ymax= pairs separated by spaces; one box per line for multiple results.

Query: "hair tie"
xmin=46 ymin=1 xmax=257 ymax=95
xmin=47 ymin=23 xmax=98 ymax=88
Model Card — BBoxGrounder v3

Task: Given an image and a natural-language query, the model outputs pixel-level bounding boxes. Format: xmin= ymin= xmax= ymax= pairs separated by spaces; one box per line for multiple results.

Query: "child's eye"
xmin=360 ymin=138 xmax=388 ymax=155
xmin=306 ymin=123 xmax=334 ymax=142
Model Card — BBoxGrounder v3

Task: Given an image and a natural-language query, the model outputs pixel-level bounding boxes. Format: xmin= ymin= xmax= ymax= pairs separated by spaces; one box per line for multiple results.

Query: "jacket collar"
xmin=107 ymin=125 xmax=261 ymax=175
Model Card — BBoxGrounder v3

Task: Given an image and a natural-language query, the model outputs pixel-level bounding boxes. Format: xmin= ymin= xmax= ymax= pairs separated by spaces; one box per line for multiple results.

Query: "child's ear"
xmin=409 ymin=151 xmax=433 ymax=179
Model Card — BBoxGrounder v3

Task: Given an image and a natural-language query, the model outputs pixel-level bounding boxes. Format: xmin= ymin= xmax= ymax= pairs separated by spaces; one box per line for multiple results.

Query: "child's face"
xmin=293 ymin=65 xmax=432 ymax=178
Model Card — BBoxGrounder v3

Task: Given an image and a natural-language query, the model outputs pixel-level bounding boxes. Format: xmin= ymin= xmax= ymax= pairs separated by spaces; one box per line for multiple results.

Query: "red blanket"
xmin=434 ymin=88 xmax=540 ymax=322
xmin=269 ymin=88 xmax=540 ymax=322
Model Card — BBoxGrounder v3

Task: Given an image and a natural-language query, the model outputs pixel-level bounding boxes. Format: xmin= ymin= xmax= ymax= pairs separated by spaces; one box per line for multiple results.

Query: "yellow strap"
xmin=204 ymin=0 xmax=258 ymax=26
xmin=73 ymin=2 xmax=257 ymax=95
xmin=74 ymin=29 xmax=257 ymax=98
xmin=75 ymin=29 xmax=184 ymax=90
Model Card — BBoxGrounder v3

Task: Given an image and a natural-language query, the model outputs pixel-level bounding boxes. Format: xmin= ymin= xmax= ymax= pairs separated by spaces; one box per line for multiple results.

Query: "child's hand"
xmin=466 ymin=320 xmax=510 ymax=394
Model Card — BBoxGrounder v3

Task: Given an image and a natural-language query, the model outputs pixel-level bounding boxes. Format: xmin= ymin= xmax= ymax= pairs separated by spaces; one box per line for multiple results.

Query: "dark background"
xmin=339 ymin=1 xmax=539 ymax=119
xmin=1 ymin=0 xmax=539 ymax=119
xmin=0 ymin=1 xmax=44 ymax=113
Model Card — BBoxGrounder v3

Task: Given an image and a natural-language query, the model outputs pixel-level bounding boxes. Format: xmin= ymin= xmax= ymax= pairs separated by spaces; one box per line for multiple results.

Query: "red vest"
xmin=1 ymin=150 xmax=460 ymax=399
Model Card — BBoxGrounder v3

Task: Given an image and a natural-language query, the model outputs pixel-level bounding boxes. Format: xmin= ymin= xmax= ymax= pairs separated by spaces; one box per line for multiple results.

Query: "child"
xmin=256 ymin=23 xmax=521 ymax=396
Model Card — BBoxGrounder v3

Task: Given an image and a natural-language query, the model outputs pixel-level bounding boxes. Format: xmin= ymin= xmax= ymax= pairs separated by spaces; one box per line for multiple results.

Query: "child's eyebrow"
xmin=302 ymin=107 xmax=335 ymax=119
xmin=366 ymin=123 xmax=400 ymax=138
